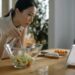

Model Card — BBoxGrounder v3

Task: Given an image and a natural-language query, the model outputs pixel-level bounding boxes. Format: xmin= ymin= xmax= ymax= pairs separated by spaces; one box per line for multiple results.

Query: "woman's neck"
xmin=12 ymin=16 xmax=20 ymax=28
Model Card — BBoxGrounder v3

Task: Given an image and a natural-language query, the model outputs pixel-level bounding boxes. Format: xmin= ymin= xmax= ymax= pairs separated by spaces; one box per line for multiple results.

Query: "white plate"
xmin=40 ymin=50 xmax=59 ymax=58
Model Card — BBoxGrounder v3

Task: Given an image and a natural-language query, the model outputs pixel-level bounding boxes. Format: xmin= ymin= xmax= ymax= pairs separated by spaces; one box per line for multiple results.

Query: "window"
xmin=9 ymin=0 xmax=12 ymax=10
xmin=29 ymin=0 xmax=49 ymax=49
xmin=38 ymin=0 xmax=49 ymax=20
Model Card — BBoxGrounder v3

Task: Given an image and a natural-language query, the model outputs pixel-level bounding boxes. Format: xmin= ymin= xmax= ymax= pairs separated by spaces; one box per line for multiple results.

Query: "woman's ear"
xmin=15 ymin=8 xmax=20 ymax=16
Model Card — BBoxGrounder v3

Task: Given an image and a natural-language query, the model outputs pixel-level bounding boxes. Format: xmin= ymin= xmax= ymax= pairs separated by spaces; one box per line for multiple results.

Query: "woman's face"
xmin=16 ymin=6 xmax=37 ymax=27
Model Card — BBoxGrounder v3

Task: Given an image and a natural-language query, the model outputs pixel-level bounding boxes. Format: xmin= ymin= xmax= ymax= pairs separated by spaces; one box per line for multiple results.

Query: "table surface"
xmin=0 ymin=50 xmax=75 ymax=75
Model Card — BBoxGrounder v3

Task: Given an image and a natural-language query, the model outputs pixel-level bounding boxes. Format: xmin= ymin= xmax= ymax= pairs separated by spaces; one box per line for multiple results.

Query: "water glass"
xmin=37 ymin=66 xmax=48 ymax=75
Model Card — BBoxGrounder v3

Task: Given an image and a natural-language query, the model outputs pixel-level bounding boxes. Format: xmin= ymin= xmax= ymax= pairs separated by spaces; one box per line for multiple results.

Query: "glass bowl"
xmin=10 ymin=48 xmax=33 ymax=69
xmin=5 ymin=44 xmax=43 ymax=69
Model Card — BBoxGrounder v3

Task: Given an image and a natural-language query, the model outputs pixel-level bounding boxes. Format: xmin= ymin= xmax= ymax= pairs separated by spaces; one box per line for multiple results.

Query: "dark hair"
xmin=4 ymin=0 xmax=37 ymax=17
xmin=15 ymin=0 xmax=37 ymax=12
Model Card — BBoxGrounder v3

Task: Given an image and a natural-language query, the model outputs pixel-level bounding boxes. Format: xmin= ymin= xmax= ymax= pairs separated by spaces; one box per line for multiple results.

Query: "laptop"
xmin=66 ymin=45 xmax=75 ymax=67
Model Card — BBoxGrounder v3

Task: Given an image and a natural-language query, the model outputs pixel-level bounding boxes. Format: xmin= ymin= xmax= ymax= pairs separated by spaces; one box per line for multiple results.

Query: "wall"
xmin=72 ymin=0 xmax=75 ymax=40
xmin=48 ymin=0 xmax=55 ymax=48
xmin=49 ymin=0 xmax=75 ymax=49
xmin=55 ymin=0 xmax=72 ymax=49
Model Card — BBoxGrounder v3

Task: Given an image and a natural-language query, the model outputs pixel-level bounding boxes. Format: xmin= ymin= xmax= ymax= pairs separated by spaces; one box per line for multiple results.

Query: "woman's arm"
xmin=0 ymin=31 xmax=7 ymax=58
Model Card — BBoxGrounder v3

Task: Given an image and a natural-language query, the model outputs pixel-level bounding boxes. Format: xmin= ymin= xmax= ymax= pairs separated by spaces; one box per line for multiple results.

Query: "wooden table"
xmin=0 ymin=55 xmax=75 ymax=75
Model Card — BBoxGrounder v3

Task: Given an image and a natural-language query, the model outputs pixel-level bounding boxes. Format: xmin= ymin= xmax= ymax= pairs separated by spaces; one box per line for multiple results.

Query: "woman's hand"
xmin=23 ymin=38 xmax=35 ymax=47
xmin=23 ymin=33 xmax=36 ymax=48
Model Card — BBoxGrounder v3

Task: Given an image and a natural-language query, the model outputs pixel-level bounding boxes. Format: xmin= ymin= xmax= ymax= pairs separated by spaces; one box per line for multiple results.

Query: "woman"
xmin=0 ymin=0 xmax=37 ymax=59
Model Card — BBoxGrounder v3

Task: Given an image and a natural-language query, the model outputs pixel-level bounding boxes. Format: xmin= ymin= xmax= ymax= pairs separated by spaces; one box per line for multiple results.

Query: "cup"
xmin=37 ymin=66 xmax=48 ymax=75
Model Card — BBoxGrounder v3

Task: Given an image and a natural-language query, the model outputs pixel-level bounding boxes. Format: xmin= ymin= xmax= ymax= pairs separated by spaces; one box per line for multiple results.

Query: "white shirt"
xmin=0 ymin=15 xmax=24 ymax=59
xmin=0 ymin=14 xmax=34 ymax=59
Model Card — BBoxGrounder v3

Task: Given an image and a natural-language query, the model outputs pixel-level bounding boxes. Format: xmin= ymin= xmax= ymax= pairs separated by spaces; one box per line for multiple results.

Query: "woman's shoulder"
xmin=0 ymin=16 xmax=11 ymax=29
xmin=0 ymin=16 xmax=9 ymax=24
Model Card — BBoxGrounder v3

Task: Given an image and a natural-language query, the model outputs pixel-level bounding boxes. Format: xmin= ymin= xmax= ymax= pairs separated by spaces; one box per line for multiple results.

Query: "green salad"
xmin=12 ymin=53 xmax=33 ymax=68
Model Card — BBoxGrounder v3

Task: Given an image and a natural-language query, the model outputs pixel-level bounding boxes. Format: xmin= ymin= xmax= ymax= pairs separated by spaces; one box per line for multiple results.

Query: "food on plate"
xmin=44 ymin=52 xmax=59 ymax=58
xmin=54 ymin=49 xmax=67 ymax=56
xmin=40 ymin=50 xmax=59 ymax=58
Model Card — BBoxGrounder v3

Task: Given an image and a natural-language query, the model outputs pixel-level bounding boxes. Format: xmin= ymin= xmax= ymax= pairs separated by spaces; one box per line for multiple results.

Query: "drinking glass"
xmin=37 ymin=66 xmax=48 ymax=75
